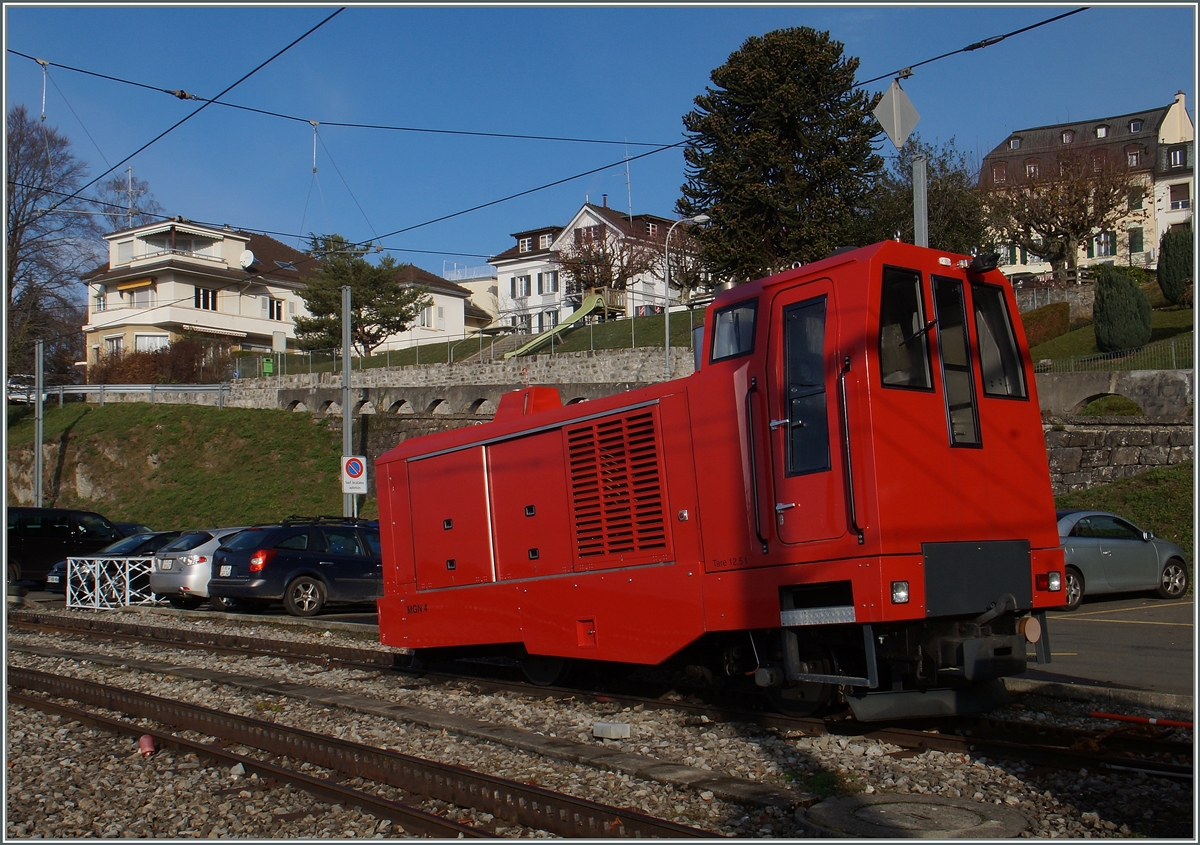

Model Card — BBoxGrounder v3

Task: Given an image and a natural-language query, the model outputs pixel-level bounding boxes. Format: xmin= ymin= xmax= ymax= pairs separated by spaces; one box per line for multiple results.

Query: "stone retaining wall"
xmin=1043 ymin=416 xmax=1193 ymax=495
xmin=1016 ymin=284 xmax=1095 ymax=322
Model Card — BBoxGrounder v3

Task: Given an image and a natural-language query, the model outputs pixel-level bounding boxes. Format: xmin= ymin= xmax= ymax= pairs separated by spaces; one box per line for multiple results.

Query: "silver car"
xmin=1057 ymin=510 xmax=1190 ymax=611
xmin=150 ymin=527 xmax=245 ymax=610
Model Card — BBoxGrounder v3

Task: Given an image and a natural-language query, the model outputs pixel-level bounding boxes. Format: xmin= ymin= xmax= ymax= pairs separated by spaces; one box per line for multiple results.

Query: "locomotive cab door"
xmin=766 ymin=281 xmax=847 ymax=545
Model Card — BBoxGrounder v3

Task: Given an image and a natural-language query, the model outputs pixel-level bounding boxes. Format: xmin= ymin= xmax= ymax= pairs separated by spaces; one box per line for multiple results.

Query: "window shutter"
xmin=537 ymin=273 xmax=544 ymax=295
xmin=261 ymin=295 xmax=268 ymax=317
xmin=510 ymin=278 xmax=516 ymax=298
xmin=437 ymin=306 xmax=445 ymax=330
xmin=1086 ymin=238 xmax=1095 ymax=259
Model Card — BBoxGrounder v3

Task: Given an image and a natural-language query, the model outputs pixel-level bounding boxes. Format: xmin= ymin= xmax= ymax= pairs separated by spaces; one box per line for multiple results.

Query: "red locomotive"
xmin=375 ymin=241 xmax=1065 ymax=720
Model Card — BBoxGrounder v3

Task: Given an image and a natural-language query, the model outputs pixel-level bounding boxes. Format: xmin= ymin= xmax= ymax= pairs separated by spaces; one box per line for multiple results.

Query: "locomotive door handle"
xmin=839 ymin=357 xmax=865 ymax=545
xmin=769 ymin=418 xmax=789 ymax=430
xmin=775 ymin=502 xmax=795 ymax=525
xmin=745 ymin=377 xmax=770 ymax=554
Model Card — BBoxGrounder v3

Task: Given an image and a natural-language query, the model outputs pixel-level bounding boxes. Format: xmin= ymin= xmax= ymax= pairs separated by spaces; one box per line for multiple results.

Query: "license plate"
xmin=219 ymin=565 xmax=231 ymax=577
xmin=160 ymin=561 xmax=173 ymax=571
xmin=46 ymin=575 xmax=59 ymax=584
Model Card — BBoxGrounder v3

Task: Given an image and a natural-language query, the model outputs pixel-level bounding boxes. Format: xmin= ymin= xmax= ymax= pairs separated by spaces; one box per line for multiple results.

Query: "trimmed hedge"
xmin=1094 ymin=265 xmax=1152 ymax=352
xmin=1019 ymin=301 xmax=1071 ymax=348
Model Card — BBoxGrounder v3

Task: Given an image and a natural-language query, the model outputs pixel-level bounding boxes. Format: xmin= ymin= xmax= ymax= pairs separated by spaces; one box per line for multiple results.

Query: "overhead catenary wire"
xmin=856 ymin=7 xmax=1089 ymax=87
xmin=36 ymin=7 xmax=345 ymax=219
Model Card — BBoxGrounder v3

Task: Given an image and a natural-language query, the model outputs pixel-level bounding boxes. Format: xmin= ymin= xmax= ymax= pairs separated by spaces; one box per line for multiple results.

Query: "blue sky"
xmin=5 ymin=4 xmax=1196 ymax=277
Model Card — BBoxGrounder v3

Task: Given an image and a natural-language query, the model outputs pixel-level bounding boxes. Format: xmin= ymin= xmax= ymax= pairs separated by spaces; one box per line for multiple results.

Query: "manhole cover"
xmin=801 ymin=793 xmax=1029 ymax=838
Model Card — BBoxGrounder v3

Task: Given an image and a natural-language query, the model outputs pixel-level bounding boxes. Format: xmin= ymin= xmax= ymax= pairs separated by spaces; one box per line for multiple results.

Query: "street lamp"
xmin=664 ymin=214 xmax=710 ymax=380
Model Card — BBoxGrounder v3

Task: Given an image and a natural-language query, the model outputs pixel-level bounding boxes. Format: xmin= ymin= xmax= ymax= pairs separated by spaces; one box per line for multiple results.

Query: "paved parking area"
xmin=1024 ymin=595 xmax=1194 ymax=696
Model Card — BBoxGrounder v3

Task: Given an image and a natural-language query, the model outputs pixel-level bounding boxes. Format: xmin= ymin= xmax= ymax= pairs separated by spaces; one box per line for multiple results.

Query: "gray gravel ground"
xmin=6 ymin=609 xmax=1194 ymax=838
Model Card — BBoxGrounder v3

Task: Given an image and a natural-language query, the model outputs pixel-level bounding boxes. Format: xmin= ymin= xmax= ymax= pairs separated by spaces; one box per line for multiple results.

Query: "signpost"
xmin=342 ymin=455 xmax=368 ymax=496
xmin=873 ymin=77 xmax=927 ymax=248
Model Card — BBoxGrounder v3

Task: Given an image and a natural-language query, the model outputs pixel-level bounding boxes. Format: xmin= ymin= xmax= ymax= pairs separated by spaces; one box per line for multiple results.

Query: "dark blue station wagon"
xmin=207 ymin=518 xmax=383 ymax=617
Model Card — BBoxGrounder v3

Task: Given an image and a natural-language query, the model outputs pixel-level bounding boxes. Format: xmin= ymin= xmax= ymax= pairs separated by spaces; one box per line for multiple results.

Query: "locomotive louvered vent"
xmin=568 ymin=411 xmax=667 ymax=558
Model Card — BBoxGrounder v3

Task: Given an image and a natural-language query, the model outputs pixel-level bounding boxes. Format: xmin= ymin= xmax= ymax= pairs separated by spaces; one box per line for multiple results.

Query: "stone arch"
xmin=317 ymin=400 xmax=336 ymax=416
xmin=468 ymin=398 xmax=497 ymax=416
xmin=1072 ymin=392 xmax=1144 ymax=416
xmin=285 ymin=400 xmax=308 ymax=412
xmin=355 ymin=400 xmax=377 ymax=415
xmin=566 ymin=396 xmax=590 ymax=405
xmin=428 ymin=399 xmax=454 ymax=415
xmin=389 ymin=399 xmax=415 ymax=415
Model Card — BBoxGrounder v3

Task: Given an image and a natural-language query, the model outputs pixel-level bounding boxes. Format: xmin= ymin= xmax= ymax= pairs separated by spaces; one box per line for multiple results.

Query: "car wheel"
xmin=209 ymin=595 xmax=241 ymax=612
xmin=1156 ymin=559 xmax=1189 ymax=599
xmin=167 ymin=595 xmax=203 ymax=611
xmin=284 ymin=576 xmax=326 ymax=617
xmin=1063 ymin=566 xmax=1084 ymax=611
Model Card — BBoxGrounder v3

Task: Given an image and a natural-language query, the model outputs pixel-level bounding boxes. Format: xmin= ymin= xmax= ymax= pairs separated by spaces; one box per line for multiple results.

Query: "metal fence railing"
xmin=24 ymin=383 xmax=230 ymax=407
xmin=1034 ymin=335 xmax=1194 ymax=373
xmin=65 ymin=557 xmax=160 ymax=609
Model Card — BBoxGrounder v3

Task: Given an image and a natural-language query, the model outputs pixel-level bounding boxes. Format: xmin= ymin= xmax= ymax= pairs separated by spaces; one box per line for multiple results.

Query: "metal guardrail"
xmin=1034 ymin=335 xmax=1194 ymax=373
xmin=24 ymin=383 xmax=230 ymax=407
xmin=65 ymin=557 xmax=161 ymax=609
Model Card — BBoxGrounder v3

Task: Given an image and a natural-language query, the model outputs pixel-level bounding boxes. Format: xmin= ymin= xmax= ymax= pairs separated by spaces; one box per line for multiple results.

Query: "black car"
xmin=44 ymin=531 xmax=184 ymax=594
xmin=7 ymin=507 xmax=124 ymax=584
xmin=207 ymin=517 xmax=382 ymax=617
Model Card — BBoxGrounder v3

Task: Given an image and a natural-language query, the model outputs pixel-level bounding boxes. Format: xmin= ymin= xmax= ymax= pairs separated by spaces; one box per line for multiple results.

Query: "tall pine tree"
xmin=1156 ymin=226 xmax=1193 ymax=305
xmin=1093 ymin=265 xmax=1152 ymax=353
xmin=677 ymin=27 xmax=882 ymax=284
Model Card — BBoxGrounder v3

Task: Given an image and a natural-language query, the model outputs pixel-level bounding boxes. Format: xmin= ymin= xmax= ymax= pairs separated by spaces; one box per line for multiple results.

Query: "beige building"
xmin=980 ymin=91 xmax=1193 ymax=279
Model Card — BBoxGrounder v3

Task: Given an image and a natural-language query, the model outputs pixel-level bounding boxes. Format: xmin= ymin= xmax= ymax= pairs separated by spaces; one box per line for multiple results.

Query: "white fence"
xmin=65 ymin=557 xmax=160 ymax=609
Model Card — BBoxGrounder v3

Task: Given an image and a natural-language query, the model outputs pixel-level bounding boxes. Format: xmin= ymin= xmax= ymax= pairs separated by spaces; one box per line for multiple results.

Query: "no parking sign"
xmin=341 ymin=455 xmax=368 ymax=494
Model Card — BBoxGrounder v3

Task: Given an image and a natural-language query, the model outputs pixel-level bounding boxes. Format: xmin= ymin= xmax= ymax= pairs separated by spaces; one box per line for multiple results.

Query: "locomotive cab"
xmin=375 ymin=241 xmax=1064 ymax=721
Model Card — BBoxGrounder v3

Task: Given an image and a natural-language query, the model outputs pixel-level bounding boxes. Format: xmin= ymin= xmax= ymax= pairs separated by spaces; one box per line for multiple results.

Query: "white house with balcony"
xmin=82 ymin=219 xmax=316 ymax=370
xmin=489 ymin=200 xmax=677 ymax=335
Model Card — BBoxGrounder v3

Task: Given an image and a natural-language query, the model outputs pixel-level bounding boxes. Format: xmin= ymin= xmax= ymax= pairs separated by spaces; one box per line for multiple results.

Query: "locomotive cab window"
xmin=783 ymin=297 xmax=831 ymax=475
xmin=933 ymin=277 xmax=981 ymax=446
xmin=710 ymin=299 xmax=758 ymax=363
xmin=972 ymin=285 xmax=1027 ymax=399
xmin=878 ymin=267 xmax=932 ymax=389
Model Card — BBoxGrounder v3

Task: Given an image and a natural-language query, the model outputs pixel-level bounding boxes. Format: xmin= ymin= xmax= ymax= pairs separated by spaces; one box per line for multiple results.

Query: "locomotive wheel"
xmin=520 ymin=654 xmax=570 ymax=686
xmin=765 ymin=645 xmax=837 ymax=717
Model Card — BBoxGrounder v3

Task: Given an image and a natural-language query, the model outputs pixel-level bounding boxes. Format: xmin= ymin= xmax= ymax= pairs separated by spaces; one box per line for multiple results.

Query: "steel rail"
xmin=14 ymin=611 xmax=1190 ymax=778
xmin=8 ymin=666 xmax=718 ymax=839
xmin=7 ymin=687 xmax=487 ymax=838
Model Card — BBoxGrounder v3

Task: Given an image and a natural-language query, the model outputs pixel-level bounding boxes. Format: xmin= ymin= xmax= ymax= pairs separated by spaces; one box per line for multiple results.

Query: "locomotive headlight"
xmin=1037 ymin=572 xmax=1062 ymax=592
xmin=890 ymin=580 xmax=910 ymax=604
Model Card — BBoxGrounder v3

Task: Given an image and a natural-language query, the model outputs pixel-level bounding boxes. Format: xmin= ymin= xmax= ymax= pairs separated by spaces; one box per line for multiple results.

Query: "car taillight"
xmin=249 ymin=549 xmax=276 ymax=572
xmin=1036 ymin=572 xmax=1062 ymax=592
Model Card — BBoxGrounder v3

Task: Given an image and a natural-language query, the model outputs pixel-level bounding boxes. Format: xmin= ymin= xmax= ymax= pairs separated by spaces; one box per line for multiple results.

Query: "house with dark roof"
xmin=489 ymin=199 xmax=676 ymax=335
xmin=980 ymin=91 xmax=1193 ymax=278
xmin=81 ymin=218 xmax=477 ymax=370
xmin=82 ymin=219 xmax=320 ymax=369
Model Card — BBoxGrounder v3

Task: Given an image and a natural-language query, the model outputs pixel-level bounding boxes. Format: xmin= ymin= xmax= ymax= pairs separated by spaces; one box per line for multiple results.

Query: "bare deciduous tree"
xmin=6 ymin=105 xmax=103 ymax=376
xmin=552 ymin=229 xmax=660 ymax=298
xmin=984 ymin=151 xmax=1149 ymax=283
xmin=95 ymin=169 xmax=166 ymax=233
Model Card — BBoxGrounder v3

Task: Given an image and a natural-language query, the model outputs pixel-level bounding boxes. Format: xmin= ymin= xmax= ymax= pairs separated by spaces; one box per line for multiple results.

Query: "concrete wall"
xmin=1043 ymin=416 xmax=1193 ymax=495
xmin=1015 ymin=284 xmax=1095 ymax=322
xmin=1035 ymin=370 xmax=1193 ymax=416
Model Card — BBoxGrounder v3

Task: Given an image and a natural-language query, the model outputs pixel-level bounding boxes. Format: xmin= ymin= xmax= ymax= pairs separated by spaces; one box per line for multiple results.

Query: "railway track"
xmin=11 ymin=609 xmax=1191 ymax=781
xmin=8 ymin=666 xmax=717 ymax=839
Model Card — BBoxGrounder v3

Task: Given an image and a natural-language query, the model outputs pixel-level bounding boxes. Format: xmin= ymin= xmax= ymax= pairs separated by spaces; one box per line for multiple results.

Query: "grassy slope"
xmin=6 ymin=403 xmax=375 ymax=530
xmin=1055 ymin=461 xmax=1194 ymax=562
xmin=1029 ymin=308 xmax=1193 ymax=360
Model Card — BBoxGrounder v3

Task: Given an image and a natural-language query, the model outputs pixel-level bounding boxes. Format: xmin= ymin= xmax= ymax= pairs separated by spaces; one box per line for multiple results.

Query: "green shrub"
xmin=1020 ymin=302 xmax=1070 ymax=347
xmin=1078 ymin=394 xmax=1143 ymax=416
xmin=1158 ymin=227 xmax=1194 ymax=305
xmin=1093 ymin=265 xmax=1152 ymax=352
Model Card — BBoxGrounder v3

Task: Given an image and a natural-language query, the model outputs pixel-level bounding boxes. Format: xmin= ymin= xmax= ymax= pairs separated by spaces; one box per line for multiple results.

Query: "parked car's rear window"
xmin=100 ymin=533 xmax=158 ymax=555
xmin=221 ymin=528 xmax=273 ymax=551
xmin=161 ymin=531 xmax=214 ymax=552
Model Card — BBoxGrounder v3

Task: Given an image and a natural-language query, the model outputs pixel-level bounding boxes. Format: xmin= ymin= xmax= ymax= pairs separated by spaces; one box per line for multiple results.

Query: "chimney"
xmin=602 ymin=194 xmax=608 ymax=208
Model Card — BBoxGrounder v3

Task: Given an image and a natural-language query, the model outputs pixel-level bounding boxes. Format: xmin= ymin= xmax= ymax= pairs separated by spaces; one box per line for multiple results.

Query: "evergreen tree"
xmin=857 ymin=134 xmax=986 ymax=255
xmin=1156 ymin=226 xmax=1193 ymax=305
xmin=1093 ymin=265 xmax=1152 ymax=353
xmin=293 ymin=234 xmax=431 ymax=357
xmin=677 ymin=27 xmax=882 ymax=284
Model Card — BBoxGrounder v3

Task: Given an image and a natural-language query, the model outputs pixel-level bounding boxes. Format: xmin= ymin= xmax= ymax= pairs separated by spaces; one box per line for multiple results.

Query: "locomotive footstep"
xmin=799 ymin=793 xmax=1029 ymax=838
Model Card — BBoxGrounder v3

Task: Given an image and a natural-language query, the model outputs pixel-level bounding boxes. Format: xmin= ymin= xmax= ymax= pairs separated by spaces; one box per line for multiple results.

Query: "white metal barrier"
xmin=65 ymin=557 xmax=160 ymax=609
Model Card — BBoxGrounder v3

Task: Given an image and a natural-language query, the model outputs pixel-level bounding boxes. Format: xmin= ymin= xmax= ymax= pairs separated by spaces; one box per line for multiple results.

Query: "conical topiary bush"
xmin=1093 ymin=265 xmax=1152 ymax=353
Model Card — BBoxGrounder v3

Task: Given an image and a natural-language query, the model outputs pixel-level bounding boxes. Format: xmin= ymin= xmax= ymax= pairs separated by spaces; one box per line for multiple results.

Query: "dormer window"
xmin=1169 ymin=146 xmax=1186 ymax=168
xmin=1128 ymin=119 xmax=1143 ymax=133
xmin=518 ymin=237 xmax=532 ymax=253
xmin=646 ymin=222 xmax=659 ymax=236
xmin=539 ymin=233 xmax=553 ymax=249
xmin=1095 ymin=125 xmax=1109 ymax=138
xmin=1061 ymin=130 xmax=1075 ymax=144
xmin=1008 ymin=137 xmax=1021 ymax=150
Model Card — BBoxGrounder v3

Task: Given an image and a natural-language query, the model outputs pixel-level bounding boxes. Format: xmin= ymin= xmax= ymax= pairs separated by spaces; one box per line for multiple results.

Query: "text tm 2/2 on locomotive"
xmin=374 ymin=240 xmax=1066 ymax=721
